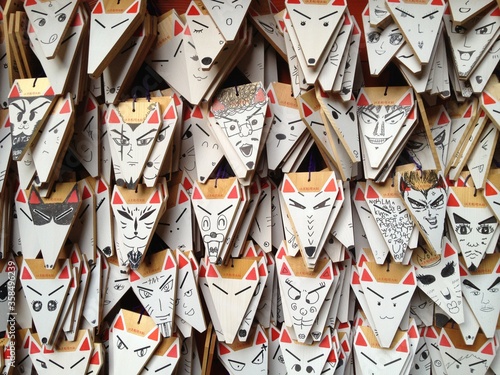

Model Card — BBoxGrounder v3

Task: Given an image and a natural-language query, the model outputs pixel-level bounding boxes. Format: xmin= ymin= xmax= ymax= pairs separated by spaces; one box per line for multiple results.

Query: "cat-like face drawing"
xmin=10 ymin=98 xmax=51 ymax=155
xmin=400 ymin=171 xmax=447 ymax=236
xmin=463 ymin=277 xmax=500 ymax=313
xmin=130 ymin=251 xmax=176 ymax=337
xmin=107 ymin=106 xmax=160 ymax=189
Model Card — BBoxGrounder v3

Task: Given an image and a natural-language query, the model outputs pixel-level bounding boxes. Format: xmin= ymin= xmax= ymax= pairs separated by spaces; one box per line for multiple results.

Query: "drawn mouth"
xmin=40 ymin=34 xmax=58 ymax=44
xmin=447 ymin=301 xmax=460 ymax=314
xmin=365 ymin=136 xmax=391 ymax=144
xmin=380 ymin=315 xmax=394 ymax=319
xmin=374 ymin=8 xmax=387 ymax=16
xmin=480 ymin=306 xmax=494 ymax=312
xmin=425 ymin=216 xmax=437 ymax=226
xmin=240 ymin=143 xmax=253 ymax=157
xmin=458 ymin=50 xmax=475 ymax=61
xmin=459 ymin=7 xmax=471 ymax=13
xmin=440 ymin=288 xmax=451 ymax=300
xmin=185 ymin=308 xmax=195 ymax=316
xmin=375 ymin=50 xmax=386 ymax=55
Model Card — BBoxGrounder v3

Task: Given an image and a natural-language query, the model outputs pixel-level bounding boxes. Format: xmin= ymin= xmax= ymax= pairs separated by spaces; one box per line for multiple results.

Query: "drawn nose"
xmin=300 ymin=308 xmax=307 ymax=316
xmin=481 ymin=293 xmax=490 ymax=304
xmin=276 ymin=133 xmax=286 ymax=140
xmin=305 ymin=246 xmax=316 ymax=256
xmin=210 ymin=232 xmax=217 ymax=238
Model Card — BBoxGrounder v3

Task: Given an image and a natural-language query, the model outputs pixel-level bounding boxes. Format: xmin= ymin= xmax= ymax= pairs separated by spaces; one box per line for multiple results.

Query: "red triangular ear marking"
xmin=271 ymin=326 xmax=280 ymax=341
xmin=67 ymin=188 xmax=79 ymax=203
xmin=246 ymin=268 xmax=257 ymax=281
xmin=192 ymin=187 xmax=202 ymax=200
xmin=97 ymin=179 xmax=107 ymax=194
xmin=447 ymin=193 xmax=460 ymax=207
xmin=324 ymin=179 xmax=337 ymax=192
xmin=481 ymin=342 xmax=494 ymax=355
xmin=361 ymin=269 xmax=373 ymax=282
xmin=108 ymin=110 xmax=121 ymax=124
xmin=178 ymin=255 xmax=189 ymax=269
xmin=491 ymin=7 xmax=500 ymax=16
xmin=256 ymin=331 xmax=266 ymax=345
xmin=80 ymin=338 xmax=91 ymax=351
xmin=82 ymin=187 xmax=92 ymax=200
xmin=268 ymin=90 xmax=276 ymax=104
xmin=302 ymin=103 xmax=313 ymax=117
xmin=402 ymin=272 xmax=415 ymax=285
xmin=9 ymin=85 xmax=20 ymax=98
xmin=408 ymin=325 xmax=418 ymax=339
xmin=148 ymin=110 xmax=160 ymax=124
xmin=258 ymin=263 xmax=267 ymax=277
xmin=438 ymin=112 xmax=449 ymax=125
xmin=29 ymin=189 xmax=41 ymax=204
xmin=396 ymin=340 xmax=408 ymax=352
xmin=207 ymin=264 xmax=218 ymax=278
xmin=464 ymin=106 xmax=472 ymax=118
xmin=460 ymin=264 xmax=468 ymax=277
xmin=287 ymin=0 xmax=301 ymax=4
xmin=282 ymin=179 xmax=296 ymax=193
xmin=45 ymin=87 xmax=54 ymax=96
xmin=25 ymin=0 xmax=37 ymax=5
xmin=439 ymin=334 xmax=451 ymax=347
xmin=399 ymin=93 xmax=412 ymax=107
xmin=320 ymin=267 xmax=332 ymax=280
xmin=187 ymin=5 xmax=200 ymax=15
xmin=219 ymin=343 xmax=230 ymax=355
xmin=60 ymin=100 xmax=71 ymax=114
xmin=86 ymin=97 xmax=96 ymax=112
xmin=148 ymin=328 xmax=159 ymax=341
xmin=485 ymin=182 xmax=496 ymax=196
xmin=90 ymin=351 xmax=100 ymax=365
xmin=355 ymin=333 xmax=367 ymax=347
xmin=164 ymin=106 xmax=176 ymax=120
xmin=319 ymin=335 xmax=331 ymax=348
xmin=280 ymin=263 xmax=291 ymax=276
xmin=30 ymin=341 xmax=40 ymax=354
xmin=192 ymin=106 xmax=203 ymax=118
xmin=93 ymin=2 xmax=104 ymax=13
xmin=127 ymin=1 xmax=139 ymax=13
xmin=71 ymin=251 xmax=79 ymax=264
xmin=357 ymin=94 xmax=369 ymax=107
xmin=16 ymin=190 xmax=26 ymax=203
xmin=425 ymin=327 xmax=437 ymax=338
xmin=281 ymin=328 xmax=292 ymax=343
xmin=59 ymin=266 xmax=70 ymax=279
xmin=165 ymin=255 xmax=175 ymax=270
xmin=149 ymin=191 xmax=161 ymax=204
xmin=352 ymin=270 xmax=360 ymax=285
xmin=444 ymin=244 xmax=455 ymax=258
xmin=112 ymin=192 xmax=123 ymax=205
xmin=129 ymin=269 xmax=140 ymax=282
xmin=366 ymin=185 xmax=379 ymax=199
xmin=227 ymin=185 xmax=239 ymax=199
xmin=174 ymin=20 xmax=183 ymax=36
xmin=483 ymin=92 xmax=496 ymax=105
xmin=332 ymin=0 xmax=345 ymax=4
xmin=167 ymin=344 xmax=178 ymax=358
xmin=354 ymin=187 xmax=364 ymax=201
xmin=431 ymin=0 xmax=443 ymax=5
xmin=114 ymin=316 xmax=124 ymax=330
xmin=21 ymin=267 xmax=32 ymax=280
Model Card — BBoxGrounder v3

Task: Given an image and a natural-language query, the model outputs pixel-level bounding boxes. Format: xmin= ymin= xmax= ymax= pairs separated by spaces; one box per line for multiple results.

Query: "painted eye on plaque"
xmin=117 ymin=336 xmax=127 ymax=350
xmin=224 ymin=120 xmax=240 ymax=137
xmin=305 ymin=290 xmax=319 ymax=304
xmin=455 ymin=223 xmax=472 ymax=235
xmin=385 ymin=109 xmax=405 ymax=125
xmin=300 ymin=21 xmax=306 ymax=26
xmin=137 ymin=137 xmax=154 ymax=146
xmin=452 ymin=25 xmax=467 ymax=34
xmin=477 ymin=224 xmax=495 ymax=235
xmin=228 ymin=359 xmax=245 ymax=371
xmin=217 ymin=215 xmax=227 ymax=230
xmin=138 ymin=288 xmax=153 ymax=299
xmin=113 ymin=137 xmax=130 ymax=147
xmin=57 ymin=13 xmax=66 ymax=22
xmin=201 ymin=216 xmax=211 ymax=231
xmin=47 ymin=300 xmax=57 ymax=311
xmin=289 ymin=199 xmax=306 ymax=210
xmin=476 ymin=23 xmax=495 ymax=35
xmin=389 ymin=33 xmax=403 ymax=45
xmin=252 ymin=349 xmax=265 ymax=364
xmin=212 ymin=5 xmax=220 ymax=10
xmin=135 ymin=346 xmax=149 ymax=357
xmin=35 ymin=17 xmax=46 ymax=27
xmin=114 ymin=284 xmax=125 ymax=291
xmin=359 ymin=110 xmax=377 ymax=124
xmin=367 ymin=31 xmax=380 ymax=43
xmin=416 ymin=274 xmax=436 ymax=285
xmin=490 ymin=287 xmax=499 ymax=293
xmin=441 ymin=261 xmax=455 ymax=278
xmin=313 ymin=198 xmax=330 ymax=210
xmin=323 ymin=22 xmax=329 ymax=27
xmin=32 ymin=300 xmax=42 ymax=312
xmin=184 ymin=289 xmax=193 ymax=297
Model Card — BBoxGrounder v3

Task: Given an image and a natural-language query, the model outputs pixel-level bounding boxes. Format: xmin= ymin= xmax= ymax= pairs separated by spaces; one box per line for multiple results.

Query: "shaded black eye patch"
xmin=441 ymin=261 xmax=455 ymax=278
xmin=416 ymin=274 xmax=436 ymax=285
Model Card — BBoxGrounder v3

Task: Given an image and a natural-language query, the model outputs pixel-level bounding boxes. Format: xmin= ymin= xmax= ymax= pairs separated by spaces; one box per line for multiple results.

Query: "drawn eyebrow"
xmin=373 ymin=204 xmax=391 ymax=214
xmin=235 ymin=285 xmax=251 ymax=295
xmin=31 ymin=9 xmax=48 ymax=16
xmin=212 ymin=283 xmax=228 ymax=295
xmin=273 ymin=115 xmax=282 ymax=122
xmin=197 ymin=206 xmax=211 ymax=215
xmin=366 ymin=287 xmax=384 ymax=299
xmin=61 ymin=32 xmax=77 ymax=45
xmin=289 ymin=119 xmax=303 ymax=125
xmin=179 ymin=272 xmax=188 ymax=289
xmin=422 ymin=10 xmax=438 ymax=19
xmin=307 ymin=353 xmax=324 ymax=363
xmin=116 ymin=335 xmax=128 ymax=349
xmin=453 ymin=213 xmax=469 ymax=224
xmin=192 ymin=19 xmax=209 ymax=29
xmin=285 ymin=349 xmax=301 ymax=361
xmin=55 ymin=2 xmax=72 ymax=14
xmin=415 ymin=343 xmax=426 ymax=354
xmin=395 ymin=7 xmax=413 ymax=18
xmin=137 ymin=129 xmax=158 ymax=141
xmin=0 ymin=53 xmax=6 ymax=61
xmin=70 ymin=357 xmax=86 ymax=369
xmin=310 ymin=121 xmax=324 ymax=127
xmin=137 ymin=286 xmax=154 ymax=292
xmin=111 ymin=129 xmax=130 ymax=141
xmin=385 ymin=109 xmax=404 ymax=121
xmin=478 ymin=216 xmax=496 ymax=225
xmin=121 ymin=42 xmax=138 ymax=55
xmin=195 ymin=123 xmax=210 ymax=137
xmin=33 ymin=209 xmax=50 ymax=221
xmin=308 ymin=284 xmax=325 ymax=294
xmin=487 ymin=277 xmax=500 ymax=290
xmin=463 ymin=279 xmax=480 ymax=291
xmin=211 ymin=0 xmax=224 ymax=3
xmin=293 ymin=9 xmax=311 ymax=19
xmin=391 ymin=290 xmax=409 ymax=300
xmin=445 ymin=352 xmax=462 ymax=364
xmin=470 ymin=359 xmax=487 ymax=366
xmin=174 ymin=39 xmax=183 ymax=58
xmin=49 ymin=285 xmax=64 ymax=296
xmin=360 ymin=206 xmax=371 ymax=214
xmin=480 ymin=127 xmax=494 ymax=143
xmin=328 ymin=104 xmax=341 ymax=113
xmin=55 ymin=208 xmax=73 ymax=221
xmin=218 ymin=205 xmax=234 ymax=216
xmin=453 ymin=124 xmax=465 ymax=134
xmin=385 ymin=358 xmax=402 ymax=366
xmin=176 ymin=208 xmax=187 ymax=222
xmin=10 ymin=101 xmax=24 ymax=112
xmin=49 ymin=119 xmax=65 ymax=133
xmin=0 ymin=133 xmax=10 ymax=144
xmin=31 ymin=100 xmax=51 ymax=112
xmin=95 ymin=19 xmax=106 ymax=28
xmin=159 ymin=275 xmax=172 ymax=290
xmin=112 ymin=19 xmax=130 ymax=29
xmin=155 ymin=364 xmax=172 ymax=372
xmin=134 ymin=345 xmax=151 ymax=352
xmin=361 ymin=352 xmax=377 ymax=365
xmin=49 ymin=359 xmax=64 ymax=369
xmin=476 ymin=22 xmax=495 ymax=31
xmin=285 ymin=279 xmax=301 ymax=293
xmin=115 ymin=278 xmax=128 ymax=282
xmin=27 ymin=285 xmax=42 ymax=296
xmin=319 ymin=11 xmax=337 ymax=20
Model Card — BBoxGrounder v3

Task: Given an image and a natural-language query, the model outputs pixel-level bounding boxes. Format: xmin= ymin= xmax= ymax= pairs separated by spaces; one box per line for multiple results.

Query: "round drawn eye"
xmin=386 ymin=109 xmax=405 ymax=124
xmin=456 ymin=224 xmax=472 ymax=235
xmin=323 ymin=22 xmax=328 ymax=27
xmin=300 ymin=21 xmax=306 ymax=26
xmin=114 ymin=284 xmax=125 ymax=291
xmin=477 ymin=224 xmax=494 ymax=235
xmin=29 ymin=111 xmax=37 ymax=121
xmin=306 ymin=365 xmax=315 ymax=373
xmin=419 ymin=350 xmax=429 ymax=361
xmin=217 ymin=215 xmax=227 ymax=230
xmin=138 ymin=289 xmax=152 ymax=299
xmin=454 ymin=25 xmax=466 ymax=34
xmin=137 ymin=137 xmax=154 ymax=146
xmin=47 ymin=300 xmax=57 ymax=311
xmin=367 ymin=31 xmax=380 ymax=43
xmin=288 ymin=287 xmax=301 ymax=301
xmin=117 ymin=340 xmax=126 ymax=350
xmin=305 ymin=291 xmax=319 ymax=304
xmin=184 ymin=289 xmax=193 ymax=297
xmin=471 ymin=290 xmax=480 ymax=296
xmin=292 ymin=364 xmax=302 ymax=371
xmin=32 ymin=300 xmax=42 ymax=312
xmin=201 ymin=216 xmax=210 ymax=231
xmin=136 ymin=348 xmax=148 ymax=357
xmin=228 ymin=359 xmax=245 ymax=371
xmin=490 ymin=288 xmax=499 ymax=293
xmin=57 ymin=13 xmax=66 ymax=22
xmin=17 ymin=112 xmax=23 ymax=123
xmin=389 ymin=33 xmax=403 ymax=45
xmin=37 ymin=18 xmax=46 ymax=27
xmin=476 ymin=25 xmax=493 ymax=35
